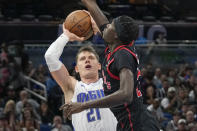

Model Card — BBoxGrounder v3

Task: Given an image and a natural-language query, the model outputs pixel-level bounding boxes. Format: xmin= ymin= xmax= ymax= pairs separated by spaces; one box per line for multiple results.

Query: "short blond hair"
xmin=76 ymin=45 xmax=99 ymax=63
xmin=4 ymin=100 xmax=15 ymax=114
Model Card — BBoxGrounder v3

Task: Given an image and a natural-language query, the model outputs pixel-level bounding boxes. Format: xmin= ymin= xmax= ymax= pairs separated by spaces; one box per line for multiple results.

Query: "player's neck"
xmin=109 ymin=43 xmax=120 ymax=53
xmin=81 ymin=75 xmax=99 ymax=84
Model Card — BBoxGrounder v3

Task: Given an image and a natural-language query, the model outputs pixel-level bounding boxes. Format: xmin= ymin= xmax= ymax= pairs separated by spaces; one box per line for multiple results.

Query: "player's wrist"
xmin=81 ymin=103 xmax=88 ymax=110
xmin=61 ymin=33 xmax=69 ymax=42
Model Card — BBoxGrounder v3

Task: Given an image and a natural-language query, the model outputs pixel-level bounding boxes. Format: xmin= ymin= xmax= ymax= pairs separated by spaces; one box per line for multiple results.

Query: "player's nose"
xmin=85 ymin=59 xmax=90 ymax=64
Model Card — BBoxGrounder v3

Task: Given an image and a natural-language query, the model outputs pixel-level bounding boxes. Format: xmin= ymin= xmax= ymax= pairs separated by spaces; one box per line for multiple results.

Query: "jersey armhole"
xmin=71 ymin=80 xmax=79 ymax=102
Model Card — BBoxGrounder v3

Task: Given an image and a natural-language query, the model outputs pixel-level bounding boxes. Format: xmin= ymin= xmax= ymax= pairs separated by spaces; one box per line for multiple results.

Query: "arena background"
xmin=0 ymin=0 xmax=197 ymax=131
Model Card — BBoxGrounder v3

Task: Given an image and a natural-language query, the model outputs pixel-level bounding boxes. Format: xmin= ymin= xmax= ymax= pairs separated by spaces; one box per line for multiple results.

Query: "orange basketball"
xmin=64 ymin=10 xmax=93 ymax=40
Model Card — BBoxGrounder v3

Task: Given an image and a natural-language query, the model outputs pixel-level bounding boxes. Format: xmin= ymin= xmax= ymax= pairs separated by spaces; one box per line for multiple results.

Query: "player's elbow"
xmin=126 ymin=94 xmax=133 ymax=103
xmin=122 ymin=91 xmax=133 ymax=103
xmin=44 ymin=51 xmax=52 ymax=63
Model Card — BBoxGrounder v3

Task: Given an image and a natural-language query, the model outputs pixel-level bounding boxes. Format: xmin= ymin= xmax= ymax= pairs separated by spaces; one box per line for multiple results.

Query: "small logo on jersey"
xmin=102 ymin=70 xmax=111 ymax=90
xmin=77 ymin=89 xmax=105 ymax=103
xmin=136 ymin=88 xmax=142 ymax=97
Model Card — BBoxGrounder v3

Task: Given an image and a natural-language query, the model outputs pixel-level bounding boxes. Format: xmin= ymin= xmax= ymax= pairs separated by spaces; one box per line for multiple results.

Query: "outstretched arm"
xmin=84 ymin=68 xmax=134 ymax=108
xmin=45 ymin=25 xmax=84 ymax=102
xmin=82 ymin=0 xmax=109 ymax=28
xmin=61 ymin=68 xmax=134 ymax=116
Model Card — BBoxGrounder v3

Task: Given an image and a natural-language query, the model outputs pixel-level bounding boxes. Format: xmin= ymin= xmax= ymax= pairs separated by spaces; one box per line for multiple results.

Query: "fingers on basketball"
xmin=64 ymin=10 xmax=93 ymax=40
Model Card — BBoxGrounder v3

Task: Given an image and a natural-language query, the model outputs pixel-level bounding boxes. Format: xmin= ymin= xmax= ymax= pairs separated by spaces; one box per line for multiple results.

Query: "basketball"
xmin=64 ymin=10 xmax=93 ymax=40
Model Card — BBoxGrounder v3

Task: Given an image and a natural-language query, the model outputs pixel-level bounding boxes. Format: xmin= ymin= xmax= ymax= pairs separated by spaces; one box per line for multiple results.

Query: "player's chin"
xmin=102 ymin=35 xmax=109 ymax=44
xmin=102 ymin=34 xmax=106 ymax=41
xmin=84 ymin=73 xmax=95 ymax=79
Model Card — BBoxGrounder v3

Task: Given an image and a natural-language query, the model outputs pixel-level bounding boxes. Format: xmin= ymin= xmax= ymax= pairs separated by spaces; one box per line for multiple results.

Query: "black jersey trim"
xmin=104 ymin=46 xmax=109 ymax=54
xmin=124 ymin=103 xmax=134 ymax=131
xmin=106 ymin=46 xmax=139 ymax=80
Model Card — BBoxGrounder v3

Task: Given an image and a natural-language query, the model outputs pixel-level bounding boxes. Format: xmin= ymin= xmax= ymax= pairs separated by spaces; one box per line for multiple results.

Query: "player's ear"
xmin=98 ymin=63 xmax=101 ymax=70
xmin=75 ymin=65 xmax=79 ymax=73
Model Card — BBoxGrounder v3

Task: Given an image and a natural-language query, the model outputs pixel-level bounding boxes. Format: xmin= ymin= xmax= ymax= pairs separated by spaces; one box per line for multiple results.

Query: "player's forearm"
xmin=82 ymin=90 xmax=130 ymax=109
xmin=82 ymin=0 xmax=109 ymax=28
xmin=44 ymin=34 xmax=69 ymax=72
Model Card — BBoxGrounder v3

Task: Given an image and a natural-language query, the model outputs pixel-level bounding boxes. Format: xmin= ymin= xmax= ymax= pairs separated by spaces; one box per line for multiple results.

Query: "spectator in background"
xmin=161 ymin=79 xmax=170 ymax=93
xmin=184 ymin=67 xmax=193 ymax=81
xmin=147 ymin=98 xmax=165 ymax=124
xmin=23 ymin=118 xmax=39 ymax=131
xmin=180 ymin=103 xmax=189 ymax=118
xmin=156 ymin=74 xmax=167 ymax=99
xmin=190 ymin=124 xmax=197 ymax=131
xmin=186 ymin=110 xmax=196 ymax=129
xmin=0 ymin=43 xmax=10 ymax=96
xmin=24 ymin=61 xmax=36 ymax=78
xmin=155 ymin=32 xmax=167 ymax=44
xmin=153 ymin=67 xmax=162 ymax=89
xmin=21 ymin=101 xmax=41 ymax=122
xmin=36 ymin=64 xmax=48 ymax=78
xmin=167 ymin=69 xmax=176 ymax=86
xmin=166 ymin=111 xmax=182 ymax=131
xmin=174 ymin=77 xmax=182 ymax=89
xmin=144 ymin=85 xmax=156 ymax=105
xmin=16 ymin=90 xmax=40 ymax=118
xmin=20 ymin=107 xmax=40 ymax=131
xmin=3 ymin=85 xmax=17 ymax=103
xmin=161 ymin=87 xmax=178 ymax=114
xmin=0 ymin=43 xmax=9 ymax=64
xmin=186 ymin=75 xmax=197 ymax=91
xmin=3 ymin=100 xmax=18 ymax=130
xmin=177 ymin=119 xmax=187 ymax=131
xmin=0 ymin=112 xmax=11 ymax=131
xmin=176 ymin=88 xmax=189 ymax=109
xmin=39 ymin=101 xmax=54 ymax=125
xmin=189 ymin=84 xmax=197 ymax=103
xmin=46 ymin=74 xmax=58 ymax=94
xmin=51 ymin=116 xmax=72 ymax=131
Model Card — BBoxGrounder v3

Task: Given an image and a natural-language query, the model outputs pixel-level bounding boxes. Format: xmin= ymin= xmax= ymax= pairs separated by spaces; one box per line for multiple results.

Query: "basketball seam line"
xmin=81 ymin=25 xmax=92 ymax=36
xmin=70 ymin=15 xmax=89 ymax=32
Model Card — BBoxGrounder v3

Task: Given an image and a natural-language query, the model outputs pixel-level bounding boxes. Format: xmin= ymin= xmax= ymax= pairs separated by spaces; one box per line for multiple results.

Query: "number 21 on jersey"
xmin=87 ymin=108 xmax=101 ymax=122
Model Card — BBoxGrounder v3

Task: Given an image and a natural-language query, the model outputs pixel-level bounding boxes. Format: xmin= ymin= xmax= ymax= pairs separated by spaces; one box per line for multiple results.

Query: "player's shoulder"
xmin=114 ymin=47 xmax=134 ymax=58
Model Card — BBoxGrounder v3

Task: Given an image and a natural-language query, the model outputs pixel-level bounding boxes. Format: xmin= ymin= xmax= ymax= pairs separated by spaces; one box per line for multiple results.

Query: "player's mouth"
xmin=85 ymin=65 xmax=92 ymax=70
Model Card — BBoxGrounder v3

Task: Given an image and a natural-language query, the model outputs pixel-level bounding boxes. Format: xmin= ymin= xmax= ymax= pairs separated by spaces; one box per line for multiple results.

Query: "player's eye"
xmin=89 ymin=56 xmax=95 ymax=60
xmin=80 ymin=56 xmax=86 ymax=61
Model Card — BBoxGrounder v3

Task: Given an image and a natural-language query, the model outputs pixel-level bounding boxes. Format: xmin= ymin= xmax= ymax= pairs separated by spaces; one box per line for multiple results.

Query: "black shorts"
xmin=116 ymin=109 xmax=160 ymax=131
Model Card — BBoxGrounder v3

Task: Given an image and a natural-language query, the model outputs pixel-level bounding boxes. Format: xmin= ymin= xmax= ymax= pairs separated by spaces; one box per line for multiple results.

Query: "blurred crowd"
xmin=0 ymin=41 xmax=197 ymax=131
xmin=141 ymin=63 xmax=197 ymax=131
xmin=0 ymin=42 xmax=73 ymax=131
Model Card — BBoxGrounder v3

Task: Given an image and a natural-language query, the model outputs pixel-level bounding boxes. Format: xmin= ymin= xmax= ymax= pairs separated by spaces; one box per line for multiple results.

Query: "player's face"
xmin=75 ymin=51 xmax=101 ymax=78
xmin=103 ymin=21 xmax=117 ymax=44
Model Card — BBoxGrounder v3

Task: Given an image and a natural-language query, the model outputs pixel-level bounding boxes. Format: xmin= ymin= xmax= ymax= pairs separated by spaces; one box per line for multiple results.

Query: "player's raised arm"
xmin=81 ymin=0 xmax=109 ymax=29
xmin=44 ymin=24 xmax=84 ymax=102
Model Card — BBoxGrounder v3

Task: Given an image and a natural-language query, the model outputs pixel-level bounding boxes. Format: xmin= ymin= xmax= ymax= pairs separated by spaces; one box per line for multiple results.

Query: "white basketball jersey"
xmin=71 ymin=78 xmax=117 ymax=131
